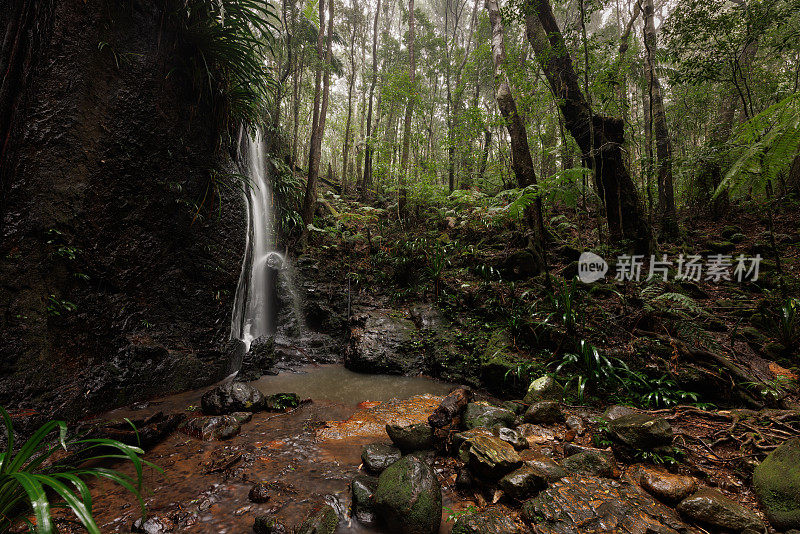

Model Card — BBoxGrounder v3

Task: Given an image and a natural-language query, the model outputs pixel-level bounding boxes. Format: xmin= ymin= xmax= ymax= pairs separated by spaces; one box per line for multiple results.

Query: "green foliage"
xmin=715 ymin=94 xmax=800 ymax=200
xmin=540 ymin=277 xmax=583 ymax=335
xmin=46 ymin=295 xmax=76 ymax=317
xmin=169 ymin=0 xmax=280 ymax=135
xmin=764 ymin=297 xmax=800 ymax=351
xmin=0 ymin=407 xmax=157 ymax=533
xmin=634 ymin=374 xmax=701 ymax=408
xmin=551 ymin=340 xmax=630 ymax=402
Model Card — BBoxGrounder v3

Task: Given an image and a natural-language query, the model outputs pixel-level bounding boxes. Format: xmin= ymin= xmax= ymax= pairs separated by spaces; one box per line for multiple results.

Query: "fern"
xmin=715 ymin=93 xmax=800 ymax=199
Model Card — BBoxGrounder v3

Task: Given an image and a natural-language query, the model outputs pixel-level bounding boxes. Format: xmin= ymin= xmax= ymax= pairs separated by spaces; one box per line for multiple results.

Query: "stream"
xmin=82 ymin=365 xmax=469 ymax=533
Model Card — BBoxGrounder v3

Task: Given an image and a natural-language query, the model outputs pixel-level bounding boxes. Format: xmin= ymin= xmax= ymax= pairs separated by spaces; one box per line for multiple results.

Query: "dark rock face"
xmin=0 ymin=0 xmax=245 ymax=419
xmin=178 ymin=413 xmax=251 ymax=441
xmin=253 ymin=514 xmax=288 ymax=534
xmin=362 ymin=443 xmax=402 ymax=473
xmin=373 ymin=455 xmax=442 ymax=534
xmin=202 ymin=382 xmax=264 ymax=415
xmin=345 ymin=308 xmax=425 ymax=374
xmin=521 ymin=475 xmax=692 ymax=534
xmin=352 ymin=474 xmax=379 ymax=524
xmin=237 ymin=336 xmax=276 ymax=381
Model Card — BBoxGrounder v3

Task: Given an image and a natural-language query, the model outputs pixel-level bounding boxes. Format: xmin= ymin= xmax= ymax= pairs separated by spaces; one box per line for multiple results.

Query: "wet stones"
xmin=494 ymin=426 xmax=529 ymax=450
xmin=361 ymin=443 xmax=402 ymax=473
xmin=451 ymin=505 xmax=527 ymax=534
xmin=639 ymin=466 xmax=697 ymax=503
xmin=262 ymin=392 xmax=300 ymax=411
xmin=248 ymin=482 xmax=271 ymax=503
xmin=132 ymin=515 xmax=175 ymax=534
xmin=753 ymin=437 xmax=800 ymax=529
xmin=523 ymin=401 xmax=563 ymax=425
xmin=386 ymin=423 xmax=434 ymax=452
xmin=463 ymin=403 xmax=516 ymax=430
xmin=676 ymin=488 xmax=764 ymax=532
xmin=561 ymin=449 xmax=615 ymax=478
xmin=201 ymin=382 xmax=264 ymax=415
xmin=465 ymin=434 xmax=522 ymax=479
xmin=521 ymin=475 xmax=690 ymax=534
xmin=373 ymin=455 xmax=442 ymax=534
xmin=498 ymin=465 xmax=549 ymax=500
xmin=295 ymin=504 xmax=339 ymax=534
xmin=607 ymin=413 xmax=673 ymax=449
xmin=352 ymin=475 xmax=379 ymax=524
xmin=178 ymin=412 xmax=251 ymax=441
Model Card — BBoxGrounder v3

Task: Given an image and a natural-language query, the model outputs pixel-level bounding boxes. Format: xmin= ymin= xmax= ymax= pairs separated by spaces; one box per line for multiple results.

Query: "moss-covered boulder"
xmin=295 ymin=504 xmax=339 ymax=534
xmin=522 ymin=375 xmax=562 ymax=403
xmin=351 ymin=474 xmax=379 ymax=525
xmin=373 ymin=455 xmax=442 ymax=534
xmin=262 ymin=392 xmax=300 ymax=411
xmin=753 ymin=437 xmax=800 ymax=529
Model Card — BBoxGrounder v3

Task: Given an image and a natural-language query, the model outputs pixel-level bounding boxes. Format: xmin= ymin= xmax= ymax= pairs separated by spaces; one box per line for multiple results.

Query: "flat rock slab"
xmin=522 ymin=475 xmax=697 ymax=534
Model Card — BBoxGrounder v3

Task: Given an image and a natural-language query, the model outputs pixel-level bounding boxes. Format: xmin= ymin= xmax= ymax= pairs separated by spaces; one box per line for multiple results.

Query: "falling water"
xmin=230 ymin=127 xmax=287 ymax=351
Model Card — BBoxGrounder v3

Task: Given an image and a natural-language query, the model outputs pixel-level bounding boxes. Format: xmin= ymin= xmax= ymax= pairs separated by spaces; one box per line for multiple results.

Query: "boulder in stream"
xmin=201 ymin=382 xmax=264 ymax=415
xmin=463 ymin=403 xmax=516 ymax=430
xmin=352 ymin=474 xmax=379 ymax=524
xmin=386 ymin=423 xmax=434 ymax=452
xmin=373 ymin=455 xmax=442 ymax=534
xmin=362 ymin=443 xmax=402 ymax=473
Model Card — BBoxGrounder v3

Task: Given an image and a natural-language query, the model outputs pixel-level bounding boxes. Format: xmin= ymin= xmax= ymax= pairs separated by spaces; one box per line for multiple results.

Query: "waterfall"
xmin=230 ymin=127 xmax=287 ymax=351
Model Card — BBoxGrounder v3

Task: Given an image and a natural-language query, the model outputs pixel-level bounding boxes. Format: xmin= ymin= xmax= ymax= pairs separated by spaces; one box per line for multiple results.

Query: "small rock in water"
xmin=361 ymin=442 xmax=402 ymax=473
xmin=523 ymin=401 xmax=563 ymax=424
xmin=253 ymin=514 xmax=288 ymax=534
xmin=676 ymin=487 xmax=763 ymax=532
xmin=132 ymin=515 xmax=175 ymax=534
xmin=179 ymin=414 xmax=248 ymax=441
xmin=386 ymin=423 xmax=434 ymax=452
xmin=201 ymin=382 xmax=264 ymax=415
xmin=351 ymin=474 xmax=379 ymax=524
xmin=248 ymin=482 xmax=271 ymax=503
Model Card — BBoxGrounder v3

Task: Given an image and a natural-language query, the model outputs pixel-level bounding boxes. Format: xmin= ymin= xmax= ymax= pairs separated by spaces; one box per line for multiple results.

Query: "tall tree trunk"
xmin=342 ymin=4 xmax=358 ymax=195
xmin=361 ymin=0 xmax=382 ymax=201
xmin=398 ymin=0 xmax=416 ymax=218
xmin=525 ymin=0 xmax=652 ymax=252
xmin=642 ymin=0 xmax=678 ymax=239
xmin=302 ymin=0 xmax=334 ymax=229
xmin=486 ymin=0 xmax=544 ymax=243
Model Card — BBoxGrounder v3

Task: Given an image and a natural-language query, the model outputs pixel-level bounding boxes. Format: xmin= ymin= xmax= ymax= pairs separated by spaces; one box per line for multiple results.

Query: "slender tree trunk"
xmin=302 ymin=0 xmax=334 ymax=229
xmin=642 ymin=0 xmax=677 ymax=239
xmin=361 ymin=0 xmax=382 ymax=201
xmin=342 ymin=7 xmax=358 ymax=195
xmin=398 ymin=0 xmax=416 ymax=218
xmin=477 ymin=128 xmax=492 ymax=184
xmin=525 ymin=0 xmax=652 ymax=252
xmin=486 ymin=0 xmax=544 ymax=243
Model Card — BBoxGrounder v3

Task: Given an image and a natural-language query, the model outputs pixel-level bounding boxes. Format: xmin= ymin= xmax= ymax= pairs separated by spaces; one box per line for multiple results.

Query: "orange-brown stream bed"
xmin=78 ymin=365 xmax=469 ymax=533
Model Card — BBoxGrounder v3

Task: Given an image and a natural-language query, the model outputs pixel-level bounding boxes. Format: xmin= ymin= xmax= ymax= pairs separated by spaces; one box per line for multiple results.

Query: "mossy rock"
xmin=463 ymin=403 xmax=516 ymax=430
xmin=728 ymin=233 xmax=746 ymax=243
xmin=706 ymin=241 xmax=736 ymax=253
xmin=753 ymin=437 xmax=800 ymax=529
xmin=295 ymin=504 xmax=338 ymax=534
xmin=373 ymin=455 xmax=442 ymax=534
xmin=721 ymin=225 xmax=743 ymax=239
